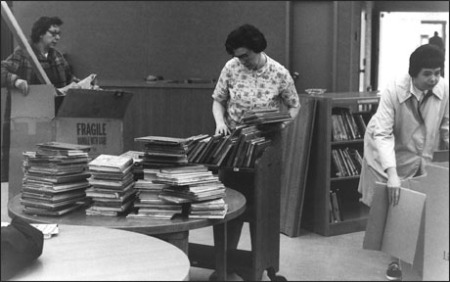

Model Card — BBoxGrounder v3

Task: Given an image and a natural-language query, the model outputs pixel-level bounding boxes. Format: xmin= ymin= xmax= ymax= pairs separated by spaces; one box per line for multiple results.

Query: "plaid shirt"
xmin=1 ymin=43 xmax=75 ymax=89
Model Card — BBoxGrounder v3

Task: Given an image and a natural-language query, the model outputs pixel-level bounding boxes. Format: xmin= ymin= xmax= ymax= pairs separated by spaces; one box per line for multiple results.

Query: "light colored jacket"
xmin=359 ymin=74 xmax=449 ymax=206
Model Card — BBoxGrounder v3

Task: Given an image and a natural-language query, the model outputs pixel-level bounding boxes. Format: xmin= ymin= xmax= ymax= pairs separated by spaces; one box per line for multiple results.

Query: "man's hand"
xmin=14 ymin=79 xmax=29 ymax=96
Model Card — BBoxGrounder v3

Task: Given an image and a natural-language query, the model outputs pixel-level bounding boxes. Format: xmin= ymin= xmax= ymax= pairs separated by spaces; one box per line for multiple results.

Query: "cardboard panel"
xmin=56 ymin=118 xmax=124 ymax=158
xmin=10 ymin=84 xmax=55 ymax=119
xmin=363 ymin=182 xmax=426 ymax=265
xmin=8 ymin=85 xmax=56 ymax=199
xmin=58 ymin=89 xmax=133 ymax=118
xmin=421 ymin=163 xmax=449 ymax=281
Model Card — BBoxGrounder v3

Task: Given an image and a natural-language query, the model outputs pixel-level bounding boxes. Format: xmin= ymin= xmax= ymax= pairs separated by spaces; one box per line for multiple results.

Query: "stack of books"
xmin=135 ymin=136 xmax=192 ymax=167
xmin=20 ymin=142 xmax=92 ymax=216
xmin=128 ymin=180 xmax=182 ymax=219
xmin=241 ymin=109 xmax=292 ymax=125
xmin=150 ymin=165 xmax=228 ymax=219
xmin=85 ymin=154 xmax=136 ymax=216
xmin=189 ymin=198 xmax=228 ymax=219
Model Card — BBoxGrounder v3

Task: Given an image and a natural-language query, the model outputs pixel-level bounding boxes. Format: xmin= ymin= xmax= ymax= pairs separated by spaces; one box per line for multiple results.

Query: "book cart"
xmin=189 ymin=127 xmax=286 ymax=281
xmin=301 ymin=92 xmax=379 ymax=236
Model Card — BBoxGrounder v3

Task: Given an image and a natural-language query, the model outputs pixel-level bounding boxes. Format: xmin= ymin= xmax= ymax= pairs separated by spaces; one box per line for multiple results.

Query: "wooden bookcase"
xmin=189 ymin=128 xmax=285 ymax=281
xmin=301 ymin=92 xmax=379 ymax=236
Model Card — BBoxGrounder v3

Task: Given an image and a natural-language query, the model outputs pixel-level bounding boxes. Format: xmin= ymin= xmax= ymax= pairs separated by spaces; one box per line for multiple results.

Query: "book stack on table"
xmin=153 ymin=164 xmax=228 ymax=219
xmin=128 ymin=179 xmax=182 ymax=219
xmin=20 ymin=142 xmax=92 ymax=216
xmin=85 ymin=154 xmax=136 ymax=216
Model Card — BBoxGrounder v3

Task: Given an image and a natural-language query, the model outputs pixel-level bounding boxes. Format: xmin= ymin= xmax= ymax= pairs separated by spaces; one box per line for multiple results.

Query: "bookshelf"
xmin=301 ymin=92 xmax=379 ymax=236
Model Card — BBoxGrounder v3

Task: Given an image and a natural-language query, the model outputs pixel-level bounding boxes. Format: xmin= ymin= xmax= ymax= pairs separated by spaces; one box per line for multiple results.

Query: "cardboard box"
xmin=420 ymin=163 xmax=449 ymax=281
xmin=5 ymin=85 xmax=56 ymax=198
xmin=363 ymin=162 xmax=449 ymax=280
xmin=55 ymin=89 xmax=133 ymax=158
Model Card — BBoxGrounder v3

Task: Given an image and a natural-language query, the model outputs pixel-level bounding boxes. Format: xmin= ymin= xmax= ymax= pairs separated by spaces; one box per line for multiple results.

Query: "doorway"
xmin=377 ymin=12 xmax=449 ymax=91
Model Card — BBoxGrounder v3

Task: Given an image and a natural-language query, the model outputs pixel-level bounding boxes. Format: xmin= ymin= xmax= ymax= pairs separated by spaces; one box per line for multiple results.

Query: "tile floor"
xmin=2 ymin=182 xmax=421 ymax=281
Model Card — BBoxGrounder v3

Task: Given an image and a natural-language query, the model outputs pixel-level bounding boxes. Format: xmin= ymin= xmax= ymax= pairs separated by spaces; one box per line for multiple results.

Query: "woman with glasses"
xmin=1 ymin=16 xmax=79 ymax=97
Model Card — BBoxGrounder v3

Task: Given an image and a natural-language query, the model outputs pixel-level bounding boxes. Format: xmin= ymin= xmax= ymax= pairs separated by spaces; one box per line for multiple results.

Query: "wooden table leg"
xmin=213 ymin=222 xmax=227 ymax=281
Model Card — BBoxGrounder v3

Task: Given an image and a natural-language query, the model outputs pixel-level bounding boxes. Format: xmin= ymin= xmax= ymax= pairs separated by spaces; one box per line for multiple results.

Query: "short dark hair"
xmin=31 ymin=16 xmax=63 ymax=43
xmin=225 ymin=24 xmax=267 ymax=55
xmin=409 ymin=44 xmax=445 ymax=77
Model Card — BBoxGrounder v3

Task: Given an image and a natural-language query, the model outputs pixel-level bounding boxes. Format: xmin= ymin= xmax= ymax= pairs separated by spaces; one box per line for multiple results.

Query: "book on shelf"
xmin=353 ymin=114 xmax=367 ymax=135
xmin=329 ymin=190 xmax=342 ymax=222
xmin=331 ymin=147 xmax=363 ymax=178
xmin=332 ymin=108 xmax=364 ymax=141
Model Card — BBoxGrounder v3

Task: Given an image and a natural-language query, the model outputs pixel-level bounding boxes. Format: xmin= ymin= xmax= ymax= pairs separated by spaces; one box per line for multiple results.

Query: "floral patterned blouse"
xmin=212 ymin=53 xmax=300 ymax=129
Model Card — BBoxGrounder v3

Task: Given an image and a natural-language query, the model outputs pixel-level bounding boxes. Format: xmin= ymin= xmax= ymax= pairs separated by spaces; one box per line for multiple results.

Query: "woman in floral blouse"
xmin=212 ymin=24 xmax=300 ymax=135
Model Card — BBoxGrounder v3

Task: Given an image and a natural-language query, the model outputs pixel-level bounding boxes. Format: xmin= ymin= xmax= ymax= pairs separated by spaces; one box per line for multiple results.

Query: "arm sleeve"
xmin=1 ymin=217 xmax=44 ymax=280
xmin=212 ymin=65 xmax=231 ymax=105
xmin=279 ymin=70 xmax=300 ymax=109
xmin=373 ymin=86 xmax=397 ymax=171
xmin=1 ymin=49 xmax=25 ymax=89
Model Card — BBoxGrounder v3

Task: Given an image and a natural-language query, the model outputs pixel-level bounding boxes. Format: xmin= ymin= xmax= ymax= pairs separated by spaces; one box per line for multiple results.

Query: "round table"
xmin=9 ymin=225 xmax=190 ymax=281
xmin=8 ymin=187 xmax=246 ymax=281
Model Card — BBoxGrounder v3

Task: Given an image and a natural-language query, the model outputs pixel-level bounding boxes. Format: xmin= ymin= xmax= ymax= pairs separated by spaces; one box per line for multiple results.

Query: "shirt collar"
xmin=398 ymin=75 xmax=444 ymax=103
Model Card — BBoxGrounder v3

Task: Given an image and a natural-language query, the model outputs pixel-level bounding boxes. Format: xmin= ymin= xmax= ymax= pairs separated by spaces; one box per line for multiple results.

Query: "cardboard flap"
xmin=57 ymin=89 xmax=133 ymax=118
xmin=10 ymin=85 xmax=56 ymax=119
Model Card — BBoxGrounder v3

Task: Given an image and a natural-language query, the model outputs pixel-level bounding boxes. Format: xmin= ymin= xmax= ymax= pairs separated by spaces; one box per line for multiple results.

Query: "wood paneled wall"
xmin=11 ymin=1 xmax=287 ymax=82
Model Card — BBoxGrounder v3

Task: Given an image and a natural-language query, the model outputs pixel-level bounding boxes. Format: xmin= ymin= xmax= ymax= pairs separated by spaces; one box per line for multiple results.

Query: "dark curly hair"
xmin=409 ymin=44 xmax=445 ymax=77
xmin=225 ymin=24 xmax=267 ymax=55
xmin=31 ymin=16 xmax=63 ymax=43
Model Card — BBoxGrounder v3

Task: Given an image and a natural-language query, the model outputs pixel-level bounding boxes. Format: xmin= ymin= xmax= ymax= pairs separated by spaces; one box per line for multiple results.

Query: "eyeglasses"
xmin=47 ymin=30 xmax=61 ymax=37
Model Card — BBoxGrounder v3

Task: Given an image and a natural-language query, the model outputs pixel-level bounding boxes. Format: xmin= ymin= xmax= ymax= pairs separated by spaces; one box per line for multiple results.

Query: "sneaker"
xmin=386 ymin=262 xmax=402 ymax=281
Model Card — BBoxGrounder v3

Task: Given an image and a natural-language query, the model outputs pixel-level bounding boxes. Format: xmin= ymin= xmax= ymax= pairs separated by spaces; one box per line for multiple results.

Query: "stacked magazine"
xmin=20 ymin=142 xmax=92 ymax=216
xmin=85 ymin=154 xmax=136 ymax=216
